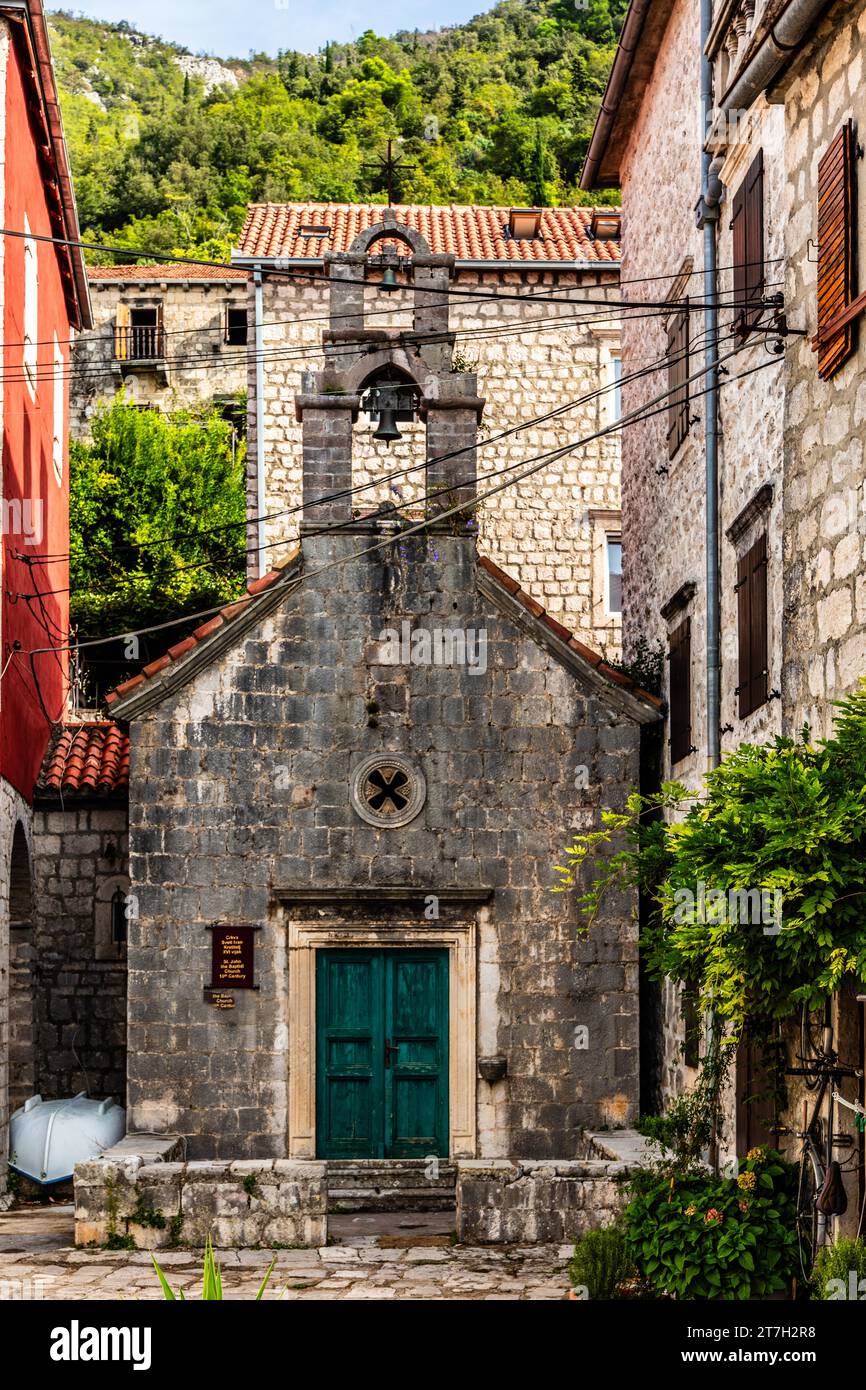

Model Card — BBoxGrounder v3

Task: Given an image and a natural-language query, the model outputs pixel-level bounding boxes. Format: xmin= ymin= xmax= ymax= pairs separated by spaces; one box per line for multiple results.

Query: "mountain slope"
xmin=48 ymin=2 xmax=625 ymax=260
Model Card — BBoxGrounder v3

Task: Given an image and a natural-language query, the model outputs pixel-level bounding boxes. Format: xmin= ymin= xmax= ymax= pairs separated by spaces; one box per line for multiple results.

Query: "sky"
xmin=52 ymin=1 xmax=489 ymax=56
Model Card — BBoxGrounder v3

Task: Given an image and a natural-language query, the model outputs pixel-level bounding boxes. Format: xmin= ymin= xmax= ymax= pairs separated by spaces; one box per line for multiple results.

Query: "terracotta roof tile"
xmin=104 ymin=546 xmax=660 ymax=715
xmin=37 ymin=723 xmax=130 ymax=799
xmin=479 ymin=558 xmax=662 ymax=710
xmin=88 ymin=263 xmax=247 ymax=282
xmin=104 ymin=550 xmax=301 ymax=708
xmin=235 ymin=204 xmax=621 ymax=266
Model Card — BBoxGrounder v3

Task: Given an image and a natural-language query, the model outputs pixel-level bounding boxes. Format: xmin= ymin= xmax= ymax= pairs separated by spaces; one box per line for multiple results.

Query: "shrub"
xmin=625 ymin=1147 xmax=798 ymax=1300
xmin=813 ymin=1237 xmax=866 ymax=1300
xmin=569 ymin=1224 xmax=635 ymax=1299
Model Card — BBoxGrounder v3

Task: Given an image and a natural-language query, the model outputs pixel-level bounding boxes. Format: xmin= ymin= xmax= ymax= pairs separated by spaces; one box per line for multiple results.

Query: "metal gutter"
xmin=721 ymin=0 xmax=835 ymax=112
xmin=580 ymin=0 xmax=656 ymax=191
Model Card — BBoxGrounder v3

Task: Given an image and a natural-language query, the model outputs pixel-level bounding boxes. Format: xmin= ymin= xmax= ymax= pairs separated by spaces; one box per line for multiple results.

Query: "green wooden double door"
xmin=316 ymin=949 xmax=449 ymax=1159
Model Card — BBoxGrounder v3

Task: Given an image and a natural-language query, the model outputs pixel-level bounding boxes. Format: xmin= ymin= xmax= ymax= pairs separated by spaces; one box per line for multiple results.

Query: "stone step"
xmin=326 ymin=1160 xmax=456 ymax=1213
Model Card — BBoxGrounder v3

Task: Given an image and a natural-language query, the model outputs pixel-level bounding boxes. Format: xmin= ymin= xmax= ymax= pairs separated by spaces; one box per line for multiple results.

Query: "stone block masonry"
xmin=456 ymin=1158 xmax=633 ymax=1244
xmin=249 ymin=268 xmax=624 ymax=655
xmin=30 ymin=804 xmax=128 ymax=1103
xmin=74 ymin=1139 xmax=327 ymax=1249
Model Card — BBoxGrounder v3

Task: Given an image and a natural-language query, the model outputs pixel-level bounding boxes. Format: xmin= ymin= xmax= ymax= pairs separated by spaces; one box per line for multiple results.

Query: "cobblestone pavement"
xmin=0 ymin=1206 xmax=571 ymax=1301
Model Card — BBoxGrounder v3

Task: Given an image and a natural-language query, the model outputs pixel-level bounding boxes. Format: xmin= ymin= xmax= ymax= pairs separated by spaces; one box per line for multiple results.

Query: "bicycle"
xmin=778 ymin=1009 xmax=862 ymax=1280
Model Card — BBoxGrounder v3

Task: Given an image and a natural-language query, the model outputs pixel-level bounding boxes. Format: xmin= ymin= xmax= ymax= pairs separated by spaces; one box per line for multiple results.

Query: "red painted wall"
xmin=1 ymin=23 xmax=72 ymax=800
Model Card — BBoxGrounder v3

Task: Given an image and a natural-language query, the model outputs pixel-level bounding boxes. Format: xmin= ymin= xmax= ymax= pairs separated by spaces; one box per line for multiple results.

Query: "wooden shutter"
xmin=668 ymin=618 xmax=692 ymax=764
xmin=666 ymin=304 xmax=689 ymax=458
xmin=114 ymin=301 xmax=130 ymax=360
xmin=735 ymin=533 xmax=768 ymax=718
xmin=815 ymin=120 xmax=857 ymax=380
xmin=732 ymin=149 xmax=764 ymax=337
xmin=155 ymin=301 xmax=165 ymax=358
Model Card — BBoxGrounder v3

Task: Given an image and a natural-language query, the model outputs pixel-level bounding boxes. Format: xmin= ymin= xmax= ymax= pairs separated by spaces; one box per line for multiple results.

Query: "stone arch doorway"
xmin=8 ymin=821 xmax=36 ymax=1117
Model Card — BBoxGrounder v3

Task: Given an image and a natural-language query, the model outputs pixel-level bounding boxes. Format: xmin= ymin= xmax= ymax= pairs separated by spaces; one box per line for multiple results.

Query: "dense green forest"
xmin=49 ymin=1 xmax=625 ymax=260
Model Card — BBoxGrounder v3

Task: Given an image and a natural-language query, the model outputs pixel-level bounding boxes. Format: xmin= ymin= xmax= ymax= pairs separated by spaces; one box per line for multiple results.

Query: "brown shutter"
xmin=736 ymin=549 xmax=751 ymax=719
xmin=669 ymin=617 xmax=692 ymax=764
xmin=748 ymin=532 xmax=768 ymax=714
xmin=666 ymin=304 xmax=689 ymax=458
xmin=155 ymin=301 xmax=165 ymax=358
xmin=815 ymin=120 xmax=857 ymax=380
xmin=732 ymin=150 xmax=764 ymax=337
xmin=736 ymin=533 xmax=768 ymax=718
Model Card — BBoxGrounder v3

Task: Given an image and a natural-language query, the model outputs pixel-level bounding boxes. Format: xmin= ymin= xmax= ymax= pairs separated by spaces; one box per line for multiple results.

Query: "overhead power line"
xmin=25 ymin=332 xmax=781 ymax=660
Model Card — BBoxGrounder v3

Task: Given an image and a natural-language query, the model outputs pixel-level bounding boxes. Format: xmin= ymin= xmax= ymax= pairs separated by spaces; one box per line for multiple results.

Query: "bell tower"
xmin=295 ymin=209 xmax=484 ymax=530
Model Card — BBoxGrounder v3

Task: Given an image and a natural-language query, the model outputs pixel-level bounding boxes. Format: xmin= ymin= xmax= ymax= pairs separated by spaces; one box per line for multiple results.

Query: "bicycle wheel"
xmin=796 ymin=1147 xmax=820 ymax=1280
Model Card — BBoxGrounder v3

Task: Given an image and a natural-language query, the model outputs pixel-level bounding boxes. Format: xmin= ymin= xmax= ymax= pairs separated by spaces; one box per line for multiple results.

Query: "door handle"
xmin=385 ymin=1039 xmax=397 ymax=1068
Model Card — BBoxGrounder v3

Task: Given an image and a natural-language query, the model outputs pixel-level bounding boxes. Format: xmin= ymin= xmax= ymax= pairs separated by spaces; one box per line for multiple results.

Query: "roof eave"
xmin=580 ymin=0 xmax=659 ymax=193
xmin=231 ymin=253 xmax=619 ymax=273
xmin=3 ymin=0 xmax=93 ymax=328
xmin=108 ymin=558 xmax=303 ymax=719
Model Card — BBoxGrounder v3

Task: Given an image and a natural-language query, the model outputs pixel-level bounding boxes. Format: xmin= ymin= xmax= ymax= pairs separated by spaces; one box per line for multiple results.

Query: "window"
xmin=605 ymin=535 xmax=622 ymax=615
xmin=735 ymin=532 xmax=768 ymax=718
xmin=731 ymin=149 xmax=764 ymax=338
xmin=52 ymin=334 xmax=64 ymax=485
xmin=668 ymin=618 xmax=692 ymax=764
xmin=225 ymin=305 xmax=248 ymax=346
xmin=681 ymin=978 xmax=701 ymax=1070
xmin=115 ymin=304 xmax=164 ymax=361
xmin=814 ymin=121 xmax=858 ymax=380
xmin=611 ymin=355 xmax=622 ymax=421
xmin=666 ymin=304 xmax=689 ymax=458
xmin=23 ymin=215 xmax=38 ymax=398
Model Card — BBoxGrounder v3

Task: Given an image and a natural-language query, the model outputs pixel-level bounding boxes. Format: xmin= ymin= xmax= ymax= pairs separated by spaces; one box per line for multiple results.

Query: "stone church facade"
xmin=105 ymin=218 xmax=660 ymax=1166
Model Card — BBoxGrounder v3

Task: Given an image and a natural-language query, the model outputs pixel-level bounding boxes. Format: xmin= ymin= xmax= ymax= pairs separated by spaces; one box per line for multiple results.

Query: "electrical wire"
xmin=19 ymin=313 xmax=732 ymax=568
xmin=23 ymin=333 xmax=780 ymax=659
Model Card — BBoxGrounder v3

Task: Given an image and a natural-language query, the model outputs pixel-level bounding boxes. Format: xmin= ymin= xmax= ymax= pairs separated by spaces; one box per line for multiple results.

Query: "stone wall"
xmin=0 ymin=783 xmax=31 ymax=1201
xmin=616 ymin=0 xmax=787 ymax=1115
xmin=248 ymin=268 xmax=623 ymax=654
xmin=456 ymin=1147 xmax=638 ymax=1244
xmin=74 ymin=1138 xmax=327 ymax=1250
xmin=121 ymin=530 xmax=645 ymax=1159
xmin=71 ymin=275 xmax=249 ymax=438
xmin=30 ymin=802 xmax=128 ymax=1104
xmin=778 ymin=1 xmax=866 ymax=740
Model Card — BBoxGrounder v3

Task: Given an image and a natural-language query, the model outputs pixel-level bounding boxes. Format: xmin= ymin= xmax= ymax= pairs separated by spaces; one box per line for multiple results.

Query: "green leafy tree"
xmin=69 ymin=396 xmax=247 ymax=638
xmin=47 ymin=1 xmax=627 ymax=257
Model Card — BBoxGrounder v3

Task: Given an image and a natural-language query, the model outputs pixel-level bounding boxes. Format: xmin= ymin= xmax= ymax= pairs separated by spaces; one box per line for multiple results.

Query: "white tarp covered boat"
xmin=9 ymin=1093 xmax=125 ymax=1184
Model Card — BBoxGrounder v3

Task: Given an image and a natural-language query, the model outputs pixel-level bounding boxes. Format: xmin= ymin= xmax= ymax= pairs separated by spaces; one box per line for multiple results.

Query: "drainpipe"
xmin=698 ymin=0 xmax=723 ymax=1174
xmin=698 ymin=0 xmax=722 ymax=775
xmin=253 ymin=266 xmax=267 ymax=579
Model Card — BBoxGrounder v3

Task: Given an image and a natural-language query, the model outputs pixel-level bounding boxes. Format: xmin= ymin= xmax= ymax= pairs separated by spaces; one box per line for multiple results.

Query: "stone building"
xmin=70 ymin=264 xmax=249 ymax=437
xmin=103 ymin=218 xmax=661 ymax=1175
xmin=581 ymin=0 xmax=866 ymax=1217
xmin=232 ymin=203 xmax=626 ymax=656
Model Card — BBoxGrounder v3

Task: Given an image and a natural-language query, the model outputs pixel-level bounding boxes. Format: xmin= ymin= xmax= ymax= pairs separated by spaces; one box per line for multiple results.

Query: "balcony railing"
xmin=115 ymin=324 xmax=166 ymax=362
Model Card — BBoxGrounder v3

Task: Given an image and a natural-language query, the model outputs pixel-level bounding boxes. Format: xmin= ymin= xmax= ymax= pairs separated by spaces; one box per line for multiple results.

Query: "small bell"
xmin=373 ymin=406 xmax=402 ymax=445
xmin=380 ymin=265 xmax=399 ymax=292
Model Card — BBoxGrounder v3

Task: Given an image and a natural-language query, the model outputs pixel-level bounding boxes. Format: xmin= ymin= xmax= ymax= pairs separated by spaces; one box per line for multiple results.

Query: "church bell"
xmin=372 ymin=405 xmax=402 ymax=444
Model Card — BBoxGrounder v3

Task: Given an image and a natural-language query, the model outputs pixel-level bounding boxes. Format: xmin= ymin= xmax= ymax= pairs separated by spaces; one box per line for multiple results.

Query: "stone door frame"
xmin=287 ymin=920 xmax=477 ymax=1159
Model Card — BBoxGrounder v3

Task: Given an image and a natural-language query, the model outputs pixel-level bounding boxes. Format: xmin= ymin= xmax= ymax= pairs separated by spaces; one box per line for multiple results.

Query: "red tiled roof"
xmin=88 ymin=263 xmax=247 ymax=281
xmin=37 ymin=722 xmax=130 ymax=798
xmin=105 ymin=548 xmax=660 ymax=715
xmin=476 ymin=557 xmax=662 ymax=709
xmin=104 ymin=553 xmax=299 ymax=707
xmin=235 ymin=204 xmax=621 ymax=265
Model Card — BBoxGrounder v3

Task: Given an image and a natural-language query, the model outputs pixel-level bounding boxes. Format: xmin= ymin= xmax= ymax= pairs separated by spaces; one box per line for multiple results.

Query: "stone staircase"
xmin=326 ymin=1159 xmax=457 ymax=1213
